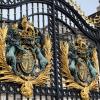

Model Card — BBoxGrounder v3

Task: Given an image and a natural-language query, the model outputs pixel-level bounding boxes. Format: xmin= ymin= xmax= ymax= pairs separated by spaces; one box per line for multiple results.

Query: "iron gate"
xmin=0 ymin=0 xmax=100 ymax=100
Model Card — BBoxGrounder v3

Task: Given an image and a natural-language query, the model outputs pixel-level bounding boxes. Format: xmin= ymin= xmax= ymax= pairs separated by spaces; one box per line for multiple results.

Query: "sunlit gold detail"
xmin=0 ymin=23 xmax=8 ymax=65
xmin=60 ymin=41 xmax=73 ymax=80
xmin=0 ymin=21 xmax=52 ymax=97
xmin=60 ymin=41 xmax=98 ymax=100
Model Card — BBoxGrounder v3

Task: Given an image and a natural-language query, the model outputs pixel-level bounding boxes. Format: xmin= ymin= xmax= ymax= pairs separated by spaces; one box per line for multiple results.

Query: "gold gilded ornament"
xmin=0 ymin=17 xmax=52 ymax=97
xmin=60 ymin=38 xmax=98 ymax=100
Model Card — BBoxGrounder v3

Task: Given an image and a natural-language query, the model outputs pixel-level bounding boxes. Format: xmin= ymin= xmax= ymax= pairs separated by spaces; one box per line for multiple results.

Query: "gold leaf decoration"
xmin=60 ymin=41 xmax=74 ymax=80
xmin=92 ymin=48 xmax=99 ymax=75
xmin=0 ymin=26 xmax=8 ymax=64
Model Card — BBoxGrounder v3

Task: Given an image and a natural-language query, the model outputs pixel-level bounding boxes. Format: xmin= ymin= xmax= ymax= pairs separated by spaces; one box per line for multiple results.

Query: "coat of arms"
xmin=60 ymin=35 xmax=99 ymax=100
xmin=0 ymin=16 xmax=52 ymax=97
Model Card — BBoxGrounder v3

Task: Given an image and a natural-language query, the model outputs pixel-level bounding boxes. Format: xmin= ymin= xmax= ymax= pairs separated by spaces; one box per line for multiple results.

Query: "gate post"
xmin=51 ymin=0 xmax=61 ymax=99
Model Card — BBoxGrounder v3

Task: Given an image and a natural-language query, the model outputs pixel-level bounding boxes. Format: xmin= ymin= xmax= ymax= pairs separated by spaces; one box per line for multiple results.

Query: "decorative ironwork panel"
xmin=0 ymin=0 xmax=99 ymax=100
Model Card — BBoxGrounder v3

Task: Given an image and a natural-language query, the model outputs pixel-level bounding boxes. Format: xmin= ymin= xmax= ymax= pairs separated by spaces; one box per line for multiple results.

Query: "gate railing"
xmin=0 ymin=0 xmax=99 ymax=100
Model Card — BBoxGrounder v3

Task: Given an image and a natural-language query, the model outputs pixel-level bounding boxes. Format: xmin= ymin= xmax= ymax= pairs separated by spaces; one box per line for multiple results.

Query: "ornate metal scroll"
xmin=0 ymin=16 xmax=52 ymax=97
xmin=60 ymin=35 xmax=99 ymax=100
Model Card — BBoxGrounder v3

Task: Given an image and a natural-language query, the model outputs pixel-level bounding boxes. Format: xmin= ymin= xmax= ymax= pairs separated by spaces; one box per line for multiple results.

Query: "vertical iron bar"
xmin=14 ymin=8 xmax=16 ymax=21
xmin=47 ymin=5 xmax=50 ymax=34
xmin=61 ymin=13 xmax=64 ymax=34
xmin=6 ymin=93 xmax=8 ymax=100
xmin=32 ymin=3 xmax=34 ymax=24
xmin=37 ymin=3 xmax=39 ymax=29
xmin=42 ymin=3 xmax=45 ymax=34
xmin=33 ymin=85 xmax=36 ymax=100
xmin=13 ymin=0 xmax=16 ymax=21
xmin=20 ymin=5 xmax=22 ymax=19
xmin=14 ymin=93 xmax=16 ymax=100
xmin=40 ymin=86 xmax=42 ymax=100
xmin=65 ymin=16 xmax=68 ymax=40
xmin=47 ymin=4 xmax=54 ymax=100
xmin=20 ymin=94 xmax=23 ymax=100
xmin=60 ymin=12 xmax=64 ymax=100
xmin=0 ymin=9 xmax=2 ymax=27
xmin=52 ymin=0 xmax=60 ymax=99
xmin=45 ymin=85 xmax=47 ymax=100
xmin=7 ymin=9 xmax=10 ymax=22
xmin=26 ymin=3 xmax=28 ymax=17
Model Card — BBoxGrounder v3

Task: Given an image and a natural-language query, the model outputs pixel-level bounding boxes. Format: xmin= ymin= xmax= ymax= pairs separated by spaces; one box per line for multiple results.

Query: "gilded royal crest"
xmin=0 ymin=16 xmax=52 ymax=97
xmin=60 ymin=35 xmax=99 ymax=100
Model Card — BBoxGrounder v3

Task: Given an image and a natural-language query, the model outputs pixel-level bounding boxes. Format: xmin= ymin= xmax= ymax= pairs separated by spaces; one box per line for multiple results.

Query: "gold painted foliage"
xmin=0 ymin=25 xmax=8 ymax=65
xmin=60 ymin=41 xmax=73 ymax=80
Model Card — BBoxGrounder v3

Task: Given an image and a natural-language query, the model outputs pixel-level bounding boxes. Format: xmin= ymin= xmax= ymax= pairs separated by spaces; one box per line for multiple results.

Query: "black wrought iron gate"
xmin=0 ymin=0 xmax=100 ymax=100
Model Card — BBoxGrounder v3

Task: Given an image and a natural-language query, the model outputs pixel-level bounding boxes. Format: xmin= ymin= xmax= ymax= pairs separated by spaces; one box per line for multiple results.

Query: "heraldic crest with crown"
xmin=0 ymin=16 xmax=52 ymax=97
xmin=60 ymin=35 xmax=99 ymax=100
